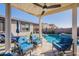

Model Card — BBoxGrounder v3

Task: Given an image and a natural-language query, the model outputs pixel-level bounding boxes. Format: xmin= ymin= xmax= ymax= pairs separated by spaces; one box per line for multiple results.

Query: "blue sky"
xmin=0 ymin=4 xmax=79 ymax=28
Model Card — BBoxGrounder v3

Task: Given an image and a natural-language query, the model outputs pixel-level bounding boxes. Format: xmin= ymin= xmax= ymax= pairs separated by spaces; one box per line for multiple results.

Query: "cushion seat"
xmin=53 ymin=35 xmax=73 ymax=51
xmin=20 ymin=42 xmax=33 ymax=54
xmin=32 ymin=35 xmax=41 ymax=44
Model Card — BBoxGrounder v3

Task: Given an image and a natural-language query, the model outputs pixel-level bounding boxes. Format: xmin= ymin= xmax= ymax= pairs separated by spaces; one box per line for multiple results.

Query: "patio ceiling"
xmin=11 ymin=3 xmax=78 ymax=17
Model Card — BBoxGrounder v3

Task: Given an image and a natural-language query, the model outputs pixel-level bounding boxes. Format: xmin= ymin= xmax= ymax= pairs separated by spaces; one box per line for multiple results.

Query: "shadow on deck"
xmin=41 ymin=50 xmax=73 ymax=56
xmin=41 ymin=50 xmax=58 ymax=56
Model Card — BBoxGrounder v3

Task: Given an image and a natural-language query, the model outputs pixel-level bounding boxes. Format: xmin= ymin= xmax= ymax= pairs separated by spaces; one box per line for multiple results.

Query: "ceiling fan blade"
xmin=47 ymin=4 xmax=61 ymax=9
xmin=33 ymin=3 xmax=43 ymax=8
xmin=41 ymin=11 xmax=45 ymax=15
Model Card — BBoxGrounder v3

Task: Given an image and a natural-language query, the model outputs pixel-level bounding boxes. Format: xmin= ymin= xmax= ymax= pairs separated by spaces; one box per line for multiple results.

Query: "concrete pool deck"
xmin=26 ymin=37 xmax=53 ymax=56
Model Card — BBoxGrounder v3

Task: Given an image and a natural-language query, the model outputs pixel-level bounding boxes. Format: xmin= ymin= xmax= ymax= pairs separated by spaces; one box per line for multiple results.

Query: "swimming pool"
xmin=43 ymin=34 xmax=61 ymax=43
xmin=43 ymin=34 xmax=79 ymax=44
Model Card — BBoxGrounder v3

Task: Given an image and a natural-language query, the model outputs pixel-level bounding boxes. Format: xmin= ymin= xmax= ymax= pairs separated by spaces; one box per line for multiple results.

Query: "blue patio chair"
xmin=0 ymin=33 xmax=19 ymax=43
xmin=32 ymin=35 xmax=41 ymax=45
xmin=16 ymin=36 xmax=33 ymax=55
xmin=0 ymin=33 xmax=5 ymax=42
xmin=77 ymin=39 xmax=79 ymax=45
xmin=53 ymin=35 xmax=73 ymax=52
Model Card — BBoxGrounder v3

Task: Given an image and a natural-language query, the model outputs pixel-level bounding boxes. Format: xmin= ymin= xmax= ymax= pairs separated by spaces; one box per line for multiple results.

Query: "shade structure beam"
xmin=5 ymin=3 xmax=11 ymax=53
xmin=72 ymin=4 xmax=77 ymax=56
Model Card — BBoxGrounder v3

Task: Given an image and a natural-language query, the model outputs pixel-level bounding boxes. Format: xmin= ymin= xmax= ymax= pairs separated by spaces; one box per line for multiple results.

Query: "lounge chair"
xmin=13 ymin=36 xmax=33 ymax=55
xmin=0 ymin=33 xmax=19 ymax=43
xmin=31 ymin=34 xmax=41 ymax=47
xmin=0 ymin=33 xmax=5 ymax=42
xmin=77 ymin=39 xmax=79 ymax=45
xmin=52 ymin=34 xmax=73 ymax=54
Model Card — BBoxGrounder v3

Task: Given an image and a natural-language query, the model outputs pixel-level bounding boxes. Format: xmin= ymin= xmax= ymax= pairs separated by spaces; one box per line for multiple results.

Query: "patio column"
xmin=30 ymin=24 xmax=33 ymax=33
xmin=5 ymin=3 xmax=11 ymax=53
xmin=72 ymin=4 xmax=77 ymax=56
xmin=39 ymin=16 xmax=43 ymax=45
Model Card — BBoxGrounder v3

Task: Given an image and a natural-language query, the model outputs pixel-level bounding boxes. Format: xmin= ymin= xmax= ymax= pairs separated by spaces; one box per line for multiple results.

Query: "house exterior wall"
xmin=0 ymin=17 xmax=33 ymax=36
xmin=18 ymin=23 xmax=33 ymax=36
xmin=42 ymin=23 xmax=57 ymax=30
xmin=11 ymin=20 xmax=17 ymax=36
xmin=33 ymin=24 xmax=39 ymax=33
xmin=11 ymin=20 xmax=33 ymax=36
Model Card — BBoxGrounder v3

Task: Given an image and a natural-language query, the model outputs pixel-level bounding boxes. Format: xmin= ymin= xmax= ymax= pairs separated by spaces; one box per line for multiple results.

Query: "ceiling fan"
xmin=33 ymin=3 xmax=61 ymax=16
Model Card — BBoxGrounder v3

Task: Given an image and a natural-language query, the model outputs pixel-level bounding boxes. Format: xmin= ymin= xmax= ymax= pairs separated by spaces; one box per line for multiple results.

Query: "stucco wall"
xmin=11 ymin=20 xmax=33 ymax=36
xmin=11 ymin=20 xmax=17 ymax=36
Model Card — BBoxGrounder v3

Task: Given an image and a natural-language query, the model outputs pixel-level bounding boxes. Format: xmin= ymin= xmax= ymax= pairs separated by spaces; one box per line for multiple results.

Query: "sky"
xmin=0 ymin=4 xmax=79 ymax=28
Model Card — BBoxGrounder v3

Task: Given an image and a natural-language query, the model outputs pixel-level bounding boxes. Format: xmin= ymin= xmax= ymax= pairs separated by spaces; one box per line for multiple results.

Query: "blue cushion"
xmin=35 ymin=39 xmax=41 ymax=44
xmin=32 ymin=35 xmax=41 ymax=44
xmin=53 ymin=35 xmax=72 ymax=51
xmin=59 ymin=35 xmax=72 ymax=44
xmin=20 ymin=43 xmax=33 ymax=53
xmin=53 ymin=42 xmax=61 ymax=48
xmin=11 ymin=36 xmax=20 ymax=42
xmin=53 ymin=42 xmax=69 ymax=51
xmin=18 ymin=37 xmax=29 ymax=44
xmin=0 ymin=34 xmax=5 ymax=37
xmin=32 ymin=35 xmax=37 ymax=41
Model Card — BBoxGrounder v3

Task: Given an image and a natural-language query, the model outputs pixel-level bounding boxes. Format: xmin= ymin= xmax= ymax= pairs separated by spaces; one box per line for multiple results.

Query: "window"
xmin=21 ymin=22 xmax=30 ymax=32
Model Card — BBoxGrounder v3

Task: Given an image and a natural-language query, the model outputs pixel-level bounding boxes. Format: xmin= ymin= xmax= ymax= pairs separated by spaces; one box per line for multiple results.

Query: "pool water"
xmin=43 ymin=34 xmax=61 ymax=43
xmin=43 ymin=34 xmax=79 ymax=44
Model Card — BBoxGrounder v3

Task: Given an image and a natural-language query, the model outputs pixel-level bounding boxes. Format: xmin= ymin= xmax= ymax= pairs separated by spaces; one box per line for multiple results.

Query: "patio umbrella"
xmin=16 ymin=20 xmax=20 ymax=36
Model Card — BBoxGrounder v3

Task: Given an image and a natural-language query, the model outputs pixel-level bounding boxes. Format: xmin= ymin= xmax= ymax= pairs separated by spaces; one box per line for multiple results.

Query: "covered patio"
xmin=4 ymin=3 xmax=78 ymax=56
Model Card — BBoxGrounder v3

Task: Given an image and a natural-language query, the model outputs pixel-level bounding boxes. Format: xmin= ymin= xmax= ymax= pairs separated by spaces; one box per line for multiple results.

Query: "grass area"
xmin=0 ymin=45 xmax=4 ymax=48
xmin=0 ymin=43 xmax=14 ymax=48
